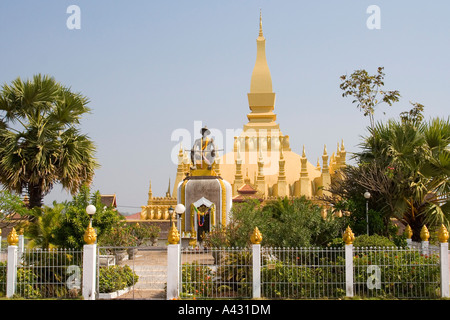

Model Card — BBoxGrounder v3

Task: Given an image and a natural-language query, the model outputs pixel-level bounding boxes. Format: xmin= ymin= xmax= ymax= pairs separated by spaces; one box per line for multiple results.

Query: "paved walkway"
xmin=114 ymin=248 xmax=168 ymax=300
xmin=109 ymin=247 xmax=215 ymax=300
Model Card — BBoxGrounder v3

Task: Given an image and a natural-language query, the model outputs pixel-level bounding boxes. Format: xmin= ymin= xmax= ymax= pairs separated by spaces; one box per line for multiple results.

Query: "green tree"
xmin=340 ymin=67 xmax=400 ymax=128
xmin=261 ymin=197 xmax=344 ymax=247
xmin=325 ymin=162 xmax=402 ymax=237
xmin=359 ymin=116 xmax=450 ymax=240
xmin=52 ymin=186 xmax=125 ymax=249
xmin=329 ymin=101 xmax=450 ymax=241
xmin=0 ymin=190 xmax=32 ymax=229
xmin=26 ymin=202 xmax=64 ymax=249
xmin=0 ymin=74 xmax=99 ymax=208
xmin=203 ymin=197 xmax=344 ymax=248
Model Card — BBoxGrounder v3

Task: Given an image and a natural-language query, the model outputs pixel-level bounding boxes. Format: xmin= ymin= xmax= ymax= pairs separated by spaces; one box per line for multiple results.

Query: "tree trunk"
xmin=27 ymin=183 xmax=44 ymax=209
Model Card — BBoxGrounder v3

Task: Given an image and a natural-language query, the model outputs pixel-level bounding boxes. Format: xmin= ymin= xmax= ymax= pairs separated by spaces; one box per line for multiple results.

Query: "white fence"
xmin=168 ymin=242 xmax=449 ymax=300
xmin=1 ymin=246 xmax=84 ymax=299
xmin=0 ymin=239 xmax=448 ymax=300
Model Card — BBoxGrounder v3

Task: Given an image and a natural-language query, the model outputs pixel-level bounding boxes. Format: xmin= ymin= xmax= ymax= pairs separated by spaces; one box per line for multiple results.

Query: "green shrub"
xmin=16 ymin=268 xmax=41 ymax=298
xmin=353 ymin=249 xmax=440 ymax=298
xmin=261 ymin=250 xmax=346 ymax=299
xmin=98 ymin=265 xmax=138 ymax=293
xmin=180 ymin=262 xmax=215 ymax=298
xmin=353 ymin=234 xmax=396 ymax=247
xmin=216 ymin=251 xmax=252 ymax=298
xmin=203 ymin=197 xmax=345 ymax=248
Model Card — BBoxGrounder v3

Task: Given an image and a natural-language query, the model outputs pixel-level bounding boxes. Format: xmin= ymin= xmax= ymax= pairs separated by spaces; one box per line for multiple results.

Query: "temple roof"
xmin=233 ymin=183 xmax=263 ymax=203
xmin=100 ymin=194 xmax=117 ymax=208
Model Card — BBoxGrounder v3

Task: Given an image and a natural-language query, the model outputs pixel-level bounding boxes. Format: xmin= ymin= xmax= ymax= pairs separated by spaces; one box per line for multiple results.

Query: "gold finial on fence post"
xmin=7 ymin=228 xmax=19 ymax=246
xmin=250 ymin=227 xmax=262 ymax=245
xmin=404 ymin=224 xmax=413 ymax=239
xmin=420 ymin=225 xmax=430 ymax=242
xmin=168 ymin=222 xmax=180 ymax=244
xmin=438 ymin=224 xmax=449 ymax=243
xmin=83 ymin=220 xmax=97 ymax=245
xmin=343 ymin=226 xmax=355 ymax=245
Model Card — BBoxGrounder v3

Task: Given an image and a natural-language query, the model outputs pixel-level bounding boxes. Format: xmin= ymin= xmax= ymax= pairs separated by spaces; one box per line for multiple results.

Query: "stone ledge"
xmin=98 ymin=286 xmax=133 ymax=300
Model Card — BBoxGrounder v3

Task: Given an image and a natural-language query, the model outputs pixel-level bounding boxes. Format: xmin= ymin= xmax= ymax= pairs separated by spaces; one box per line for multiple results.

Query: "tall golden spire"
xmin=259 ymin=9 xmax=263 ymax=37
xmin=245 ymin=10 xmax=279 ymax=132
xmin=250 ymin=10 xmax=272 ymax=93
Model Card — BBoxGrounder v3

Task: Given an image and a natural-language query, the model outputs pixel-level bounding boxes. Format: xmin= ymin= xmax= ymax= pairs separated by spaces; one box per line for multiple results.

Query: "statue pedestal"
xmin=177 ymin=172 xmax=232 ymax=248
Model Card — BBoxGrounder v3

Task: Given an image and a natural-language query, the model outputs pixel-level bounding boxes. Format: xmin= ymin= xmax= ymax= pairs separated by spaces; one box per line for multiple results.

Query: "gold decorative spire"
xmin=404 ymin=224 xmax=413 ymax=239
xmin=147 ymin=180 xmax=153 ymax=204
xmin=322 ymin=145 xmax=329 ymax=173
xmin=300 ymin=145 xmax=308 ymax=178
xmin=7 ymin=228 xmax=19 ymax=246
xmin=259 ymin=9 xmax=263 ymax=37
xmin=438 ymin=224 xmax=449 ymax=243
xmin=251 ymin=227 xmax=263 ymax=244
xmin=278 ymin=145 xmax=286 ymax=181
xmin=343 ymin=226 xmax=355 ymax=245
xmin=166 ymin=178 xmax=171 ymax=197
xmin=84 ymin=220 xmax=97 ymax=245
xmin=420 ymin=225 xmax=430 ymax=241
xmin=250 ymin=10 xmax=272 ymax=93
xmin=245 ymin=11 xmax=279 ymax=132
xmin=168 ymin=222 xmax=180 ymax=244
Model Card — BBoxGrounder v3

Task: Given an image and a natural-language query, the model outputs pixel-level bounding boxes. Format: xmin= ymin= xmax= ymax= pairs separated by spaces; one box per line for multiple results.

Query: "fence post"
xmin=438 ymin=224 xmax=449 ymax=298
xmin=420 ymin=225 xmax=430 ymax=256
xmin=82 ymin=220 xmax=97 ymax=300
xmin=251 ymin=227 xmax=262 ymax=299
xmin=18 ymin=229 xmax=24 ymax=263
xmin=252 ymin=245 xmax=261 ymax=299
xmin=167 ymin=222 xmax=180 ymax=300
xmin=343 ymin=226 xmax=355 ymax=297
xmin=404 ymin=224 xmax=413 ymax=248
xmin=6 ymin=228 xmax=19 ymax=298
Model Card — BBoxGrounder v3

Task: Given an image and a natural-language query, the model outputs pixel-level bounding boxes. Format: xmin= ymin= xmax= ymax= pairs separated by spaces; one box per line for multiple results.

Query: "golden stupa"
xmin=140 ymin=12 xmax=346 ymax=221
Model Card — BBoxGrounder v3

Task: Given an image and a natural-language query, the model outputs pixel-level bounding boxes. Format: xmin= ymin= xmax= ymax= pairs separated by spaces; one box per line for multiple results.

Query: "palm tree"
xmin=357 ymin=116 xmax=450 ymax=240
xmin=0 ymin=74 xmax=99 ymax=208
xmin=26 ymin=202 xmax=64 ymax=249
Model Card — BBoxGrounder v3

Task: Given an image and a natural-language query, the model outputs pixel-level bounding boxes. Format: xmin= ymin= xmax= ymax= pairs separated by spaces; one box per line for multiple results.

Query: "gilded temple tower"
xmin=140 ymin=12 xmax=347 ymax=225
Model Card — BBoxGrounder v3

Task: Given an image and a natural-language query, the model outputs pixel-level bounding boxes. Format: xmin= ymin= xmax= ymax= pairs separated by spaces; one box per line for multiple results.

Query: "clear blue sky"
xmin=0 ymin=1 xmax=449 ymax=214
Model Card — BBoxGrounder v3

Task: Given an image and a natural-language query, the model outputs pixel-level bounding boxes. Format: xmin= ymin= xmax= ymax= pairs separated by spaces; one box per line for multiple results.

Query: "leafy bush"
xmin=328 ymin=234 xmax=405 ymax=248
xmin=180 ymin=262 xmax=215 ymax=298
xmin=98 ymin=265 xmax=138 ymax=293
xmin=215 ymin=251 xmax=252 ymax=298
xmin=353 ymin=249 xmax=440 ymax=298
xmin=203 ymin=197 xmax=345 ymax=248
xmin=262 ymin=259 xmax=346 ymax=299
xmin=98 ymin=222 xmax=160 ymax=247
xmin=51 ymin=186 xmax=125 ymax=249
xmin=261 ymin=248 xmax=346 ymax=299
xmin=353 ymin=234 xmax=396 ymax=247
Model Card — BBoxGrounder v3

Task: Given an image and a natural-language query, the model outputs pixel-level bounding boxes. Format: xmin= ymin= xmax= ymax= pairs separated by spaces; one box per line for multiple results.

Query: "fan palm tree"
xmin=26 ymin=202 xmax=64 ymax=249
xmin=357 ymin=116 xmax=450 ymax=240
xmin=0 ymin=74 xmax=99 ymax=208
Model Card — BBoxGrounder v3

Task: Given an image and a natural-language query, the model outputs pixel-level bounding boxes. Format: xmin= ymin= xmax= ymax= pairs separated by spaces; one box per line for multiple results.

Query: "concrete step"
xmin=132 ymin=265 xmax=167 ymax=290
xmin=134 ymin=281 xmax=166 ymax=290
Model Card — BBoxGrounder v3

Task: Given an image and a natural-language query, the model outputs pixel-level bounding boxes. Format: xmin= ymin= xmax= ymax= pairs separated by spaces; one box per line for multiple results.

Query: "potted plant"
xmin=128 ymin=223 xmax=161 ymax=247
xmin=98 ymin=223 xmax=138 ymax=261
